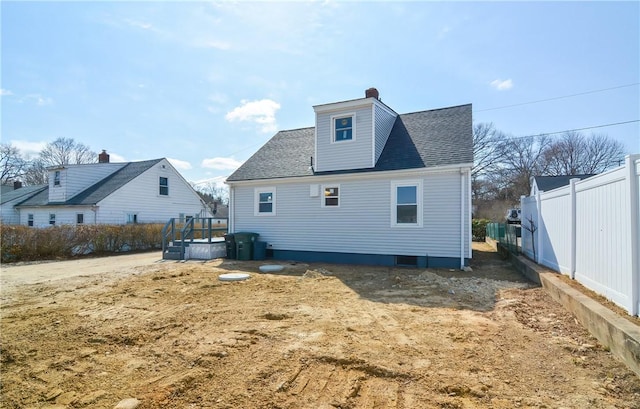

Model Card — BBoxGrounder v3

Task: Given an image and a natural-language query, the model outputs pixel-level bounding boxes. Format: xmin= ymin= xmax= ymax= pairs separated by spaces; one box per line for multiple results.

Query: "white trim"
xmin=390 ymin=179 xmax=423 ymax=228
xmin=226 ymin=164 xmax=473 ymax=187
xmin=321 ymin=184 xmax=340 ymax=208
xmin=313 ymin=99 xmax=372 ymax=114
xmin=330 ymin=112 xmax=356 ymax=144
xmin=254 ymin=186 xmax=276 ymax=216
xmin=371 ymin=104 xmax=376 ymax=168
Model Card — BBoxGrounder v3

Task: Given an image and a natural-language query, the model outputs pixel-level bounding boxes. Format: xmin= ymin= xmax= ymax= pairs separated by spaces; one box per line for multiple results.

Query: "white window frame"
xmin=390 ymin=180 xmax=423 ymax=228
xmin=254 ymin=187 xmax=276 ymax=216
xmin=331 ymin=113 xmax=356 ymax=143
xmin=49 ymin=213 xmax=56 ymax=226
xmin=54 ymin=171 xmax=61 ymax=186
xmin=159 ymin=176 xmax=169 ymax=196
xmin=27 ymin=213 xmax=34 ymax=227
xmin=126 ymin=213 xmax=138 ymax=224
xmin=321 ymin=184 xmax=340 ymax=208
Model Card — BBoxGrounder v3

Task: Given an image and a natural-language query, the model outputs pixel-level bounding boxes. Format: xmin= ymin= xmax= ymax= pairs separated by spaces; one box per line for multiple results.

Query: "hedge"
xmin=472 ymin=219 xmax=491 ymax=242
xmin=1 ymin=224 xmax=164 ymax=263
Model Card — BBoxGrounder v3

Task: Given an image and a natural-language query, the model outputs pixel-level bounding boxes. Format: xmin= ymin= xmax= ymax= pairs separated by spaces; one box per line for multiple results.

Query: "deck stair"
xmin=161 ymin=217 xmax=227 ymax=260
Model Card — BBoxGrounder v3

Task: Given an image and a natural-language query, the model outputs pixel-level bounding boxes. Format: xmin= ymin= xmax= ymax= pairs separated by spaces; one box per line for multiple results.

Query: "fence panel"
xmin=519 ymin=154 xmax=639 ymax=315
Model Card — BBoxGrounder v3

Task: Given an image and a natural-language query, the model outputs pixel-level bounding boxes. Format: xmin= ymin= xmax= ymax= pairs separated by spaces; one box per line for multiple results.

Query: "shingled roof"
xmin=17 ymin=159 xmax=162 ymax=207
xmin=0 ymin=185 xmax=48 ymax=205
xmin=227 ymin=104 xmax=472 ymax=182
xmin=533 ymin=174 xmax=595 ymax=192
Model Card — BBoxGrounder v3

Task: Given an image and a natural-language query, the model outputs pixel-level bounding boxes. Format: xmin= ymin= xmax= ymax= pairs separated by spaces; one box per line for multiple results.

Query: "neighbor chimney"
xmin=13 ymin=180 xmax=22 ymax=190
xmin=365 ymin=87 xmax=379 ymax=100
xmin=98 ymin=150 xmax=110 ymax=163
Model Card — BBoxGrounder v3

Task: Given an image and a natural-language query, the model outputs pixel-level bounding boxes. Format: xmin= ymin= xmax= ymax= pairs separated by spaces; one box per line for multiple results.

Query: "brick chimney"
xmin=98 ymin=150 xmax=110 ymax=163
xmin=365 ymin=87 xmax=379 ymax=100
xmin=13 ymin=180 xmax=22 ymax=189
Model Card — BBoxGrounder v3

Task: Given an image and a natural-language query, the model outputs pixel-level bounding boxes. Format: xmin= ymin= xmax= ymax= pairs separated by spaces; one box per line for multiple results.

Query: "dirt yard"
xmin=1 ymin=243 xmax=639 ymax=409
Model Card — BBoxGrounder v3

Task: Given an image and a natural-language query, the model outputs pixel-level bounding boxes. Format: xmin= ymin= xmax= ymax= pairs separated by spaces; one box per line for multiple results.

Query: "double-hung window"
xmin=27 ymin=214 xmax=34 ymax=227
xmin=332 ymin=114 xmax=354 ymax=142
xmin=77 ymin=213 xmax=84 ymax=224
xmin=49 ymin=213 xmax=56 ymax=226
xmin=159 ymin=177 xmax=169 ymax=196
xmin=255 ymin=187 xmax=276 ymax=216
xmin=54 ymin=171 xmax=61 ymax=186
xmin=391 ymin=180 xmax=422 ymax=227
xmin=322 ymin=185 xmax=340 ymax=207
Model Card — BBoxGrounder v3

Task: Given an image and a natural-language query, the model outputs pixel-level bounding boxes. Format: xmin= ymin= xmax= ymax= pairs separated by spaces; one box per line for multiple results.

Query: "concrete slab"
xmin=508 ymin=249 xmax=640 ymax=378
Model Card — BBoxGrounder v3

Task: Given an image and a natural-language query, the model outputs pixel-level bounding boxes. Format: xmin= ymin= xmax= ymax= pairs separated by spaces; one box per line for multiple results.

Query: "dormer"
xmin=47 ymin=150 xmax=125 ymax=202
xmin=313 ymin=88 xmax=397 ymax=172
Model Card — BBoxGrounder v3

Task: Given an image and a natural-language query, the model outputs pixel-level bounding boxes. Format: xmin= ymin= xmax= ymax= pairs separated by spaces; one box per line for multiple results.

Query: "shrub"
xmin=472 ymin=219 xmax=491 ymax=242
xmin=0 ymin=223 xmax=164 ymax=263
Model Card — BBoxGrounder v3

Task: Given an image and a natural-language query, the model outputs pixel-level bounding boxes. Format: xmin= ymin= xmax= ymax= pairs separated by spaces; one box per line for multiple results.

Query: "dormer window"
xmin=332 ymin=114 xmax=354 ymax=142
xmin=54 ymin=171 xmax=61 ymax=186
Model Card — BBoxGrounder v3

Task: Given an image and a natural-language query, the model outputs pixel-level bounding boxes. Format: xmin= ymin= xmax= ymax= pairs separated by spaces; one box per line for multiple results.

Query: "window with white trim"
xmin=54 ymin=171 xmax=61 ymax=186
xmin=255 ymin=187 xmax=276 ymax=216
xmin=126 ymin=213 xmax=138 ymax=224
xmin=322 ymin=185 xmax=340 ymax=207
xmin=28 ymin=214 xmax=34 ymax=227
xmin=391 ymin=180 xmax=422 ymax=227
xmin=49 ymin=213 xmax=56 ymax=225
xmin=159 ymin=177 xmax=169 ymax=196
xmin=332 ymin=114 xmax=355 ymax=142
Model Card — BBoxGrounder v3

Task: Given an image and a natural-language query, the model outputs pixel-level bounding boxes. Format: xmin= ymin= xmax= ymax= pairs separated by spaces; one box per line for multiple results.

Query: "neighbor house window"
xmin=126 ymin=213 xmax=138 ymax=224
xmin=323 ymin=185 xmax=340 ymax=207
xmin=77 ymin=213 xmax=84 ymax=224
xmin=332 ymin=114 xmax=354 ymax=142
xmin=391 ymin=180 xmax=422 ymax=227
xmin=254 ymin=187 xmax=276 ymax=216
xmin=49 ymin=213 xmax=56 ymax=225
xmin=159 ymin=177 xmax=169 ymax=196
xmin=28 ymin=214 xmax=34 ymax=227
xmin=54 ymin=171 xmax=61 ymax=186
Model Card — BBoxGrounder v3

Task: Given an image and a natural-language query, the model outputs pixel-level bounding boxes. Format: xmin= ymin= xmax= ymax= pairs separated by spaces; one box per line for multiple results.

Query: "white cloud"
xmin=0 ymin=89 xmax=13 ymax=96
xmin=225 ymin=99 xmax=281 ymax=133
xmin=490 ymin=79 xmax=514 ymax=91
xmin=167 ymin=158 xmax=193 ymax=170
xmin=201 ymin=157 xmax=243 ymax=170
xmin=124 ymin=18 xmax=154 ymax=30
xmin=19 ymin=94 xmax=53 ymax=106
xmin=10 ymin=140 xmax=47 ymax=159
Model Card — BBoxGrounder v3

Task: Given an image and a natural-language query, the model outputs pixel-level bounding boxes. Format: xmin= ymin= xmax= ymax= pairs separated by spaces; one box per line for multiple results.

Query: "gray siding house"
xmin=226 ymin=88 xmax=473 ymax=268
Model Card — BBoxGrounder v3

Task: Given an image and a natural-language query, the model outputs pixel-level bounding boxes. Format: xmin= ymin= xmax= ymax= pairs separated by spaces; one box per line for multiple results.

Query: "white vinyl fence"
xmin=521 ymin=154 xmax=640 ymax=316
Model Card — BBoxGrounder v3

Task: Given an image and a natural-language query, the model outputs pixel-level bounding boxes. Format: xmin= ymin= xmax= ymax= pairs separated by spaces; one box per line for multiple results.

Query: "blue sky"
xmin=2 ymin=1 xmax=638 ymax=187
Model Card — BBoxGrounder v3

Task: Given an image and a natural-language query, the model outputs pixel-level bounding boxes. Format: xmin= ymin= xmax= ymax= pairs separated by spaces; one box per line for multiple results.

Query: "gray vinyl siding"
xmin=373 ymin=104 xmax=397 ymax=164
xmin=315 ymin=106 xmax=373 ymax=172
xmin=48 ymin=163 xmax=124 ymax=202
xmin=232 ymin=170 xmax=470 ymax=259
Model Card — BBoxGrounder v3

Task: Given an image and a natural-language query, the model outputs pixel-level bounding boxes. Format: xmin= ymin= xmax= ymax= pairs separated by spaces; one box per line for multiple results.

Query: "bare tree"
xmin=498 ymin=134 xmax=551 ymax=200
xmin=22 ymin=159 xmax=48 ymax=185
xmin=39 ymin=137 xmax=97 ymax=167
xmin=0 ymin=143 xmax=27 ymax=184
xmin=472 ymin=123 xmax=506 ymax=178
xmin=543 ymin=131 xmax=625 ymax=175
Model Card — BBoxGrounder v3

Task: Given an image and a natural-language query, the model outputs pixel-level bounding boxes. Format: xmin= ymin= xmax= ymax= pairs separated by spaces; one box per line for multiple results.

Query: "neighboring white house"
xmin=225 ymin=88 xmax=473 ymax=268
xmin=0 ymin=184 xmax=48 ymax=225
xmin=3 ymin=152 xmax=211 ymax=226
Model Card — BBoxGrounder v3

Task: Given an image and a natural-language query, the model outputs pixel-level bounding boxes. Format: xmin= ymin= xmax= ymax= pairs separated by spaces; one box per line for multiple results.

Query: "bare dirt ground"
xmin=1 ymin=243 xmax=639 ymax=409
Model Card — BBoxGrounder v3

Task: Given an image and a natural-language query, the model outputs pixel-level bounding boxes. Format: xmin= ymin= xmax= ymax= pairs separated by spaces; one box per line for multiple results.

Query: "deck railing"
xmin=161 ymin=217 xmax=227 ymax=259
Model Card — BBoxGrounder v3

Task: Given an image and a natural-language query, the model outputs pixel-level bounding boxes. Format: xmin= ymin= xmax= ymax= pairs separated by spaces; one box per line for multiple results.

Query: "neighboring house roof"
xmin=227 ymin=104 xmax=472 ymax=182
xmin=213 ymin=204 xmax=229 ymax=219
xmin=533 ymin=174 xmax=595 ymax=192
xmin=0 ymin=185 xmax=48 ymax=205
xmin=17 ymin=159 xmax=162 ymax=207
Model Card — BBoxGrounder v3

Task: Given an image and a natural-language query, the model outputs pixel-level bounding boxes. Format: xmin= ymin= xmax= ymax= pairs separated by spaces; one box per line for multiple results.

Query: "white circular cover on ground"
xmin=259 ymin=265 xmax=284 ymax=273
xmin=218 ymin=273 xmax=251 ymax=281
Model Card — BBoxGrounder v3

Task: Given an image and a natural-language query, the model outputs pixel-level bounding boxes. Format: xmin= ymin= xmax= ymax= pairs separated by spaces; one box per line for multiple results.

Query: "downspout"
xmin=460 ymin=168 xmax=465 ymax=269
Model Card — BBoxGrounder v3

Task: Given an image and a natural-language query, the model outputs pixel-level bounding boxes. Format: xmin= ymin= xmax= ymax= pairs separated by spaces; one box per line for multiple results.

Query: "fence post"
xmin=570 ymin=178 xmax=579 ymax=279
xmin=626 ymin=154 xmax=640 ymax=316
xmin=536 ymin=191 xmax=543 ymax=264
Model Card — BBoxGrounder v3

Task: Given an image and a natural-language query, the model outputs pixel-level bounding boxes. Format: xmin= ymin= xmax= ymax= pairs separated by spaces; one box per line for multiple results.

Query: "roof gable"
xmin=227 ymin=103 xmax=472 ymax=182
xmin=17 ymin=159 xmax=163 ymax=206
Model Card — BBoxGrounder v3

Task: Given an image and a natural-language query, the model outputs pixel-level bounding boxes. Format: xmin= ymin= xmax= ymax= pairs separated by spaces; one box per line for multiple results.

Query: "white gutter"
xmin=460 ymin=168 xmax=465 ymax=269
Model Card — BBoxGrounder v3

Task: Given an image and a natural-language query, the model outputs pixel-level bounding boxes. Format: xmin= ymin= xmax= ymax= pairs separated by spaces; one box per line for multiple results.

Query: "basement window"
xmin=395 ymin=255 xmax=418 ymax=267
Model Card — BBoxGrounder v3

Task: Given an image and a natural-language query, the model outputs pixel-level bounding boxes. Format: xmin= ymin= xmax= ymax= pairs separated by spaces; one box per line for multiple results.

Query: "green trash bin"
xmin=253 ymin=241 xmax=267 ymax=260
xmin=235 ymin=232 xmax=259 ymax=260
xmin=224 ymin=234 xmax=236 ymax=259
